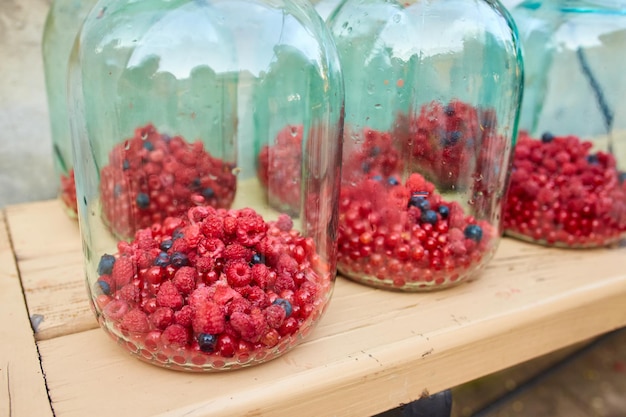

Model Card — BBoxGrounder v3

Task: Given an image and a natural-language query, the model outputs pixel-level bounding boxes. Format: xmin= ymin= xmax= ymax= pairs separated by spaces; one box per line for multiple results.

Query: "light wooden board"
xmin=0 ymin=210 xmax=54 ymax=417
xmin=6 ymin=199 xmax=626 ymax=416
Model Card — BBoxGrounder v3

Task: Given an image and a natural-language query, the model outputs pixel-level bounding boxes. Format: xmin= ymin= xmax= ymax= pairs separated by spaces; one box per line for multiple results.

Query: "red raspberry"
xmin=120 ymin=309 xmax=150 ymax=333
xmin=274 ymin=273 xmax=295 ymax=293
xmin=118 ymin=283 xmax=140 ymax=303
xmin=264 ymin=304 xmax=286 ymax=329
xmin=156 ymin=281 xmax=183 ymax=310
xmin=192 ymin=301 xmax=226 ymax=335
xmin=112 ymin=256 xmax=135 ymax=288
xmin=276 ymin=254 xmax=298 ymax=275
xmin=223 ymin=215 xmax=238 ymax=237
xmin=173 ymin=266 xmax=196 ymax=295
xmin=149 ymin=307 xmax=174 ymax=330
xmin=174 ymin=305 xmax=193 ymax=328
xmin=103 ymin=299 xmax=129 ymax=321
xmin=251 ymin=263 xmax=270 ymax=289
xmin=230 ymin=310 xmax=266 ymax=343
xmin=226 ymin=297 xmax=252 ymax=316
xmin=239 ymin=285 xmax=270 ymax=308
xmin=224 ymin=259 xmax=252 ymax=287
xmin=223 ymin=243 xmax=252 ymax=262
xmin=200 ymin=216 xmax=224 ymax=239
xmin=188 ymin=286 xmax=211 ymax=310
xmin=160 ymin=324 xmax=190 ymax=348
xmin=135 ymin=228 xmax=157 ymax=251
xmin=274 ymin=214 xmax=293 ymax=232
xmin=171 ymin=238 xmax=190 ymax=254
xmin=212 ymin=283 xmax=240 ymax=305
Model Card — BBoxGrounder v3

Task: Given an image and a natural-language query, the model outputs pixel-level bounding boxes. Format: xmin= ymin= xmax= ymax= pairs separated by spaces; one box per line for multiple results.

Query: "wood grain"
xmin=0 ymin=210 xmax=53 ymax=417
xmin=6 ymin=199 xmax=626 ymax=417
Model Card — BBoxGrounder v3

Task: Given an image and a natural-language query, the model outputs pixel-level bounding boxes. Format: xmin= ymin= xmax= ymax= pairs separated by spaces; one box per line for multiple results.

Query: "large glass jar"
xmin=42 ymin=0 xmax=98 ymax=217
xmin=328 ymin=0 xmax=523 ymax=291
xmin=504 ymin=0 xmax=626 ymax=248
xmin=68 ymin=0 xmax=343 ymax=371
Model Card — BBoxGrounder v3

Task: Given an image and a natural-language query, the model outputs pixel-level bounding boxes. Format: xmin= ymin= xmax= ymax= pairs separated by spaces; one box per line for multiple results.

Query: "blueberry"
xmin=387 ymin=177 xmax=400 ymax=186
xmin=372 ymin=175 xmax=383 ymax=182
xmin=408 ymin=194 xmax=430 ymax=211
xmin=197 ymin=333 xmax=217 ymax=352
xmin=273 ymin=298 xmax=293 ymax=317
xmin=161 ymin=134 xmax=171 ymax=142
xmin=202 ymin=187 xmax=215 ymax=199
xmin=444 ymin=104 xmax=455 ymax=116
xmin=362 ymin=162 xmax=371 ymax=173
xmin=250 ymin=253 xmax=266 ymax=265
xmin=541 ymin=132 xmax=554 ymax=143
xmin=464 ymin=224 xmax=483 ymax=242
xmin=586 ymin=154 xmax=599 ymax=164
xmin=172 ymin=229 xmax=184 ymax=240
xmin=191 ymin=178 xmax=201 ymax=190
xmin=370 ymin=146 xmax=381 ymax=157
xmin=421 ymin=209 xmax=438 ymax=225
xmin=160 ymin=239 xmax=173 ymax=251
xmin=143 ymin=141 xmax=154 ymax=151
xmin=97 ymin=254 xmax=116 ymax=275
xmin=95 ymin=280 xmax=111 ymax=295
xmin=437 ymin=205 xmax=450 ymax=219
xmin=619 ymin=172 xmax=626 ymax=184
xmin=113 ymin=184 xmax=122 ymax=198
xmin=154 ymin=252 xmax=170 ymax=267
xmin=170 ymin=252 xmax=189 ymax=268
xmin=441 ymin=131 xmax=462 ymax=147
xmin=136 ymin=193 xmax=150 ymax=209
xmin=122 ymin=159 xmax=130 ymax=170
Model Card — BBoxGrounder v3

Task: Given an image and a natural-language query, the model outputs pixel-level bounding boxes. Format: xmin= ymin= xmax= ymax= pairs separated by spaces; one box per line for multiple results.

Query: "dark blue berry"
xmin=202 ymin=187 xmax=215 ymax=199
xmin=586 ymin=154 xmax=599 ymax=164
xmin=113 ymin=184 xmax=122 ymax=198
xmin=619 ymin=172 xmax=626 ymax=184
xmin=197 ymin=333 xmax=217 ymax=352
xmin=250 ymin=253 xmax=265 ymax=265
xmin=421 ymin=209 xmax=438 ymax=225
xmin=408 ymin=195 xmax=430 ymax=211
xmin=96 ymin=280 xmax=111 ymax=295
xmin=361 ymin=162 xmax=371 ymax=173
xmin=464 ymin=224 xmax=483 ymax=242
xmin=273 ymin=298 xmax=292 ymax=317
xmin=191 ymin=178 xmax=201 ymax=190
xmin=97 ymin=254 xmax=116 ymax=275
xmin=161 ymin=134 xmax=171 ymax=142
xmin=437 ymin=205 xmax=450 ymax=219
xmin=122 ymin=159 xmax=130 ymax=170
xmin=172 ymin=229 xmax=184 ymax=240
xmin=136 ymin=193 xmax=150 ymax=209
xmin=444 ymin=104 xmax=455 ymax=116
xmin=154 ymin=252 xmax=170 ymax=267
xmin=441 ymin=131 xmax=462 ymax=147
xmin=170 ymin=252 xmax=189 ymax=268
xmin=541 ymin=132 xmax=554 ymax=143
xmin=372 ymin=175 xmax=383 ymax=182
xmin=143 ymin=141 xmax=154 ymax=151
xmin=370 ymin=146 xmax=381 ymax=157
xmin=387 ymin=177 xmax=400 ymax=186
xmin=160 ymin=239 xmax=173 ymax=251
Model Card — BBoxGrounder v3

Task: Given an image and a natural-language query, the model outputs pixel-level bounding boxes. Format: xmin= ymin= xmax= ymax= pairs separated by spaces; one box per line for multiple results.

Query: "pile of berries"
xmin=338 ymin=172 xmax=494 ymax=290
xmin=257 ymin=125 xmax=304 ymax=213
xmin=503 ymin=132 xmax=626 ymax=247
xmin=100 ymin=124 xmax=237 ymax=239
xmin=92 ymin=205 xmax=332 ymax=371
xmin=60 ymin=168 xmax=77 ymax=217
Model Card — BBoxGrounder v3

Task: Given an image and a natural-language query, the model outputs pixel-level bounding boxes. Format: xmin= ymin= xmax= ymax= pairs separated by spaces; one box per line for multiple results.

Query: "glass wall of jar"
xmin=68 ymin=0 xmax=343 ymax=371
xmin=328 ymin=0 xmax=523 ymax=291
xmin=43 ymin=0 xmax=98 ymax=217
xmin=505 ymin=0 xmax=626 ymax=248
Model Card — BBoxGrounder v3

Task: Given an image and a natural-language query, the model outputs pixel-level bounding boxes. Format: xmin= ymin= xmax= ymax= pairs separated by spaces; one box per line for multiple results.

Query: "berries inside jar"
xmin=503 ymin=131 xmax=626 ymax=247
xmin=92 ymin=205 xmax=333 ymax=371
xmin=60 ymin=168 xmax=78 ymax=217
xmin=99 ymin=124 xmax=237 ymax=239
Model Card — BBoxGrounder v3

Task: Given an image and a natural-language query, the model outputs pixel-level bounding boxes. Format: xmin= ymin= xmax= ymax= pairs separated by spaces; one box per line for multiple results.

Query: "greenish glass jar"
xmin=329 ymin=0 xmax=523 ymax=291
xmin=69 ymin=0 xmax=343 ymax=372
xmin=504 ymin=0 xmax=626 ymax=248
xmin=42 ymin=0 xmax=98 ymax=217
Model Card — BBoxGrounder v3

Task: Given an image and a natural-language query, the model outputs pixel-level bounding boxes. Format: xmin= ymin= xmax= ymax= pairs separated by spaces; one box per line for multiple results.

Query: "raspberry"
xmin=226 ymin=297 xmax=252 ymax=316
xmin=275 ymin=214 xmax=293 ymax=232
xmin=149 ymin=307 xmax=174 ymax=330
xmin=251 ymin=263 xmax=270 ymax=289
xmin=224 ymin=259 xmax=252 ymax=287
xmin=212 ymin=283 xmax=240 ymax=306
xmin=223 ymin=243 xmax=252 ymax=262
xmin=120 ymin=309 xmax=150 ymax=333
xmin=156 ymin=281 xmax=183 ymax=310
xmin=103 ymin=299 xmax=129 ymax=320
xmin=118 ymin=283 xmax=140 ymax=303
xmin=173 ymin=266 xmax=196 ymax=295
xmin=174 ymin=305 xmax=193 ymax=328
xmin=161 ymin=324 xmax=190 ymax=348
xmin=111 ymin=256 xmax=135 ymax=287
xmin=192 ymin=301 xmax=225 ymax=335
xmin=230 ymin=310 xmax=267 ymax=343
xmin=200 ymin=216 xmax=224 ymax=239
xmin=265 ymin=304 xmax=287 ymax=328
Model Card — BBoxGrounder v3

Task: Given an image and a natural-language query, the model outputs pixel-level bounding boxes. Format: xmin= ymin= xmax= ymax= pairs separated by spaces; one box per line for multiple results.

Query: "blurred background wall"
xmin=0 ymin=0 xmax=523 ymax=208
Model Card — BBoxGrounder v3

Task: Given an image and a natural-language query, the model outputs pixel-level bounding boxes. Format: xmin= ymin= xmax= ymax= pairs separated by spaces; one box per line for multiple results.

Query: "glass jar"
xmin=69 ymin=0 xmax=343 ymax=371
xmin=505 ymin=0 xmax=626 ymax=247
xmin=42 ymin=0 xmax=98 ymax=217
xmin=328 ymin=0 xmax=523 ymax=291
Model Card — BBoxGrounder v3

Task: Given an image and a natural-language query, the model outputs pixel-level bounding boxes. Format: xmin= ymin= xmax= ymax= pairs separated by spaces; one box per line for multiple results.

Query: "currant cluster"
xmin=338 ymin=172 xmax=494 ymax=290
xmin=93 ymin=205 xmax=332 ymax=371
xmin=257 ymin=125 xmax=303 ymax=213
xmin=503 ymin=131 xmax=626 ymax=247
xmin=100 ymin=124 xmax=237 ymax=239
xmin=60 ymin=168 xmax=77 ymax=216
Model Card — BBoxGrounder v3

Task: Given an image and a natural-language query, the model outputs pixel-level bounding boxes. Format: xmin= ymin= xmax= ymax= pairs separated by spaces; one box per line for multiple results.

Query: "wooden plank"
xmin=0 ymin=210 xmax=54 ymax=417
xmin=7 ymin=199 xmax=626 ymax=416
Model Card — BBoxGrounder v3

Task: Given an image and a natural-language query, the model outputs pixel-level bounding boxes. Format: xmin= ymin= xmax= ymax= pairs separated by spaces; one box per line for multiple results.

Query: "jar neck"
xmin=544 ymin=0 xmax=626 ymax=11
